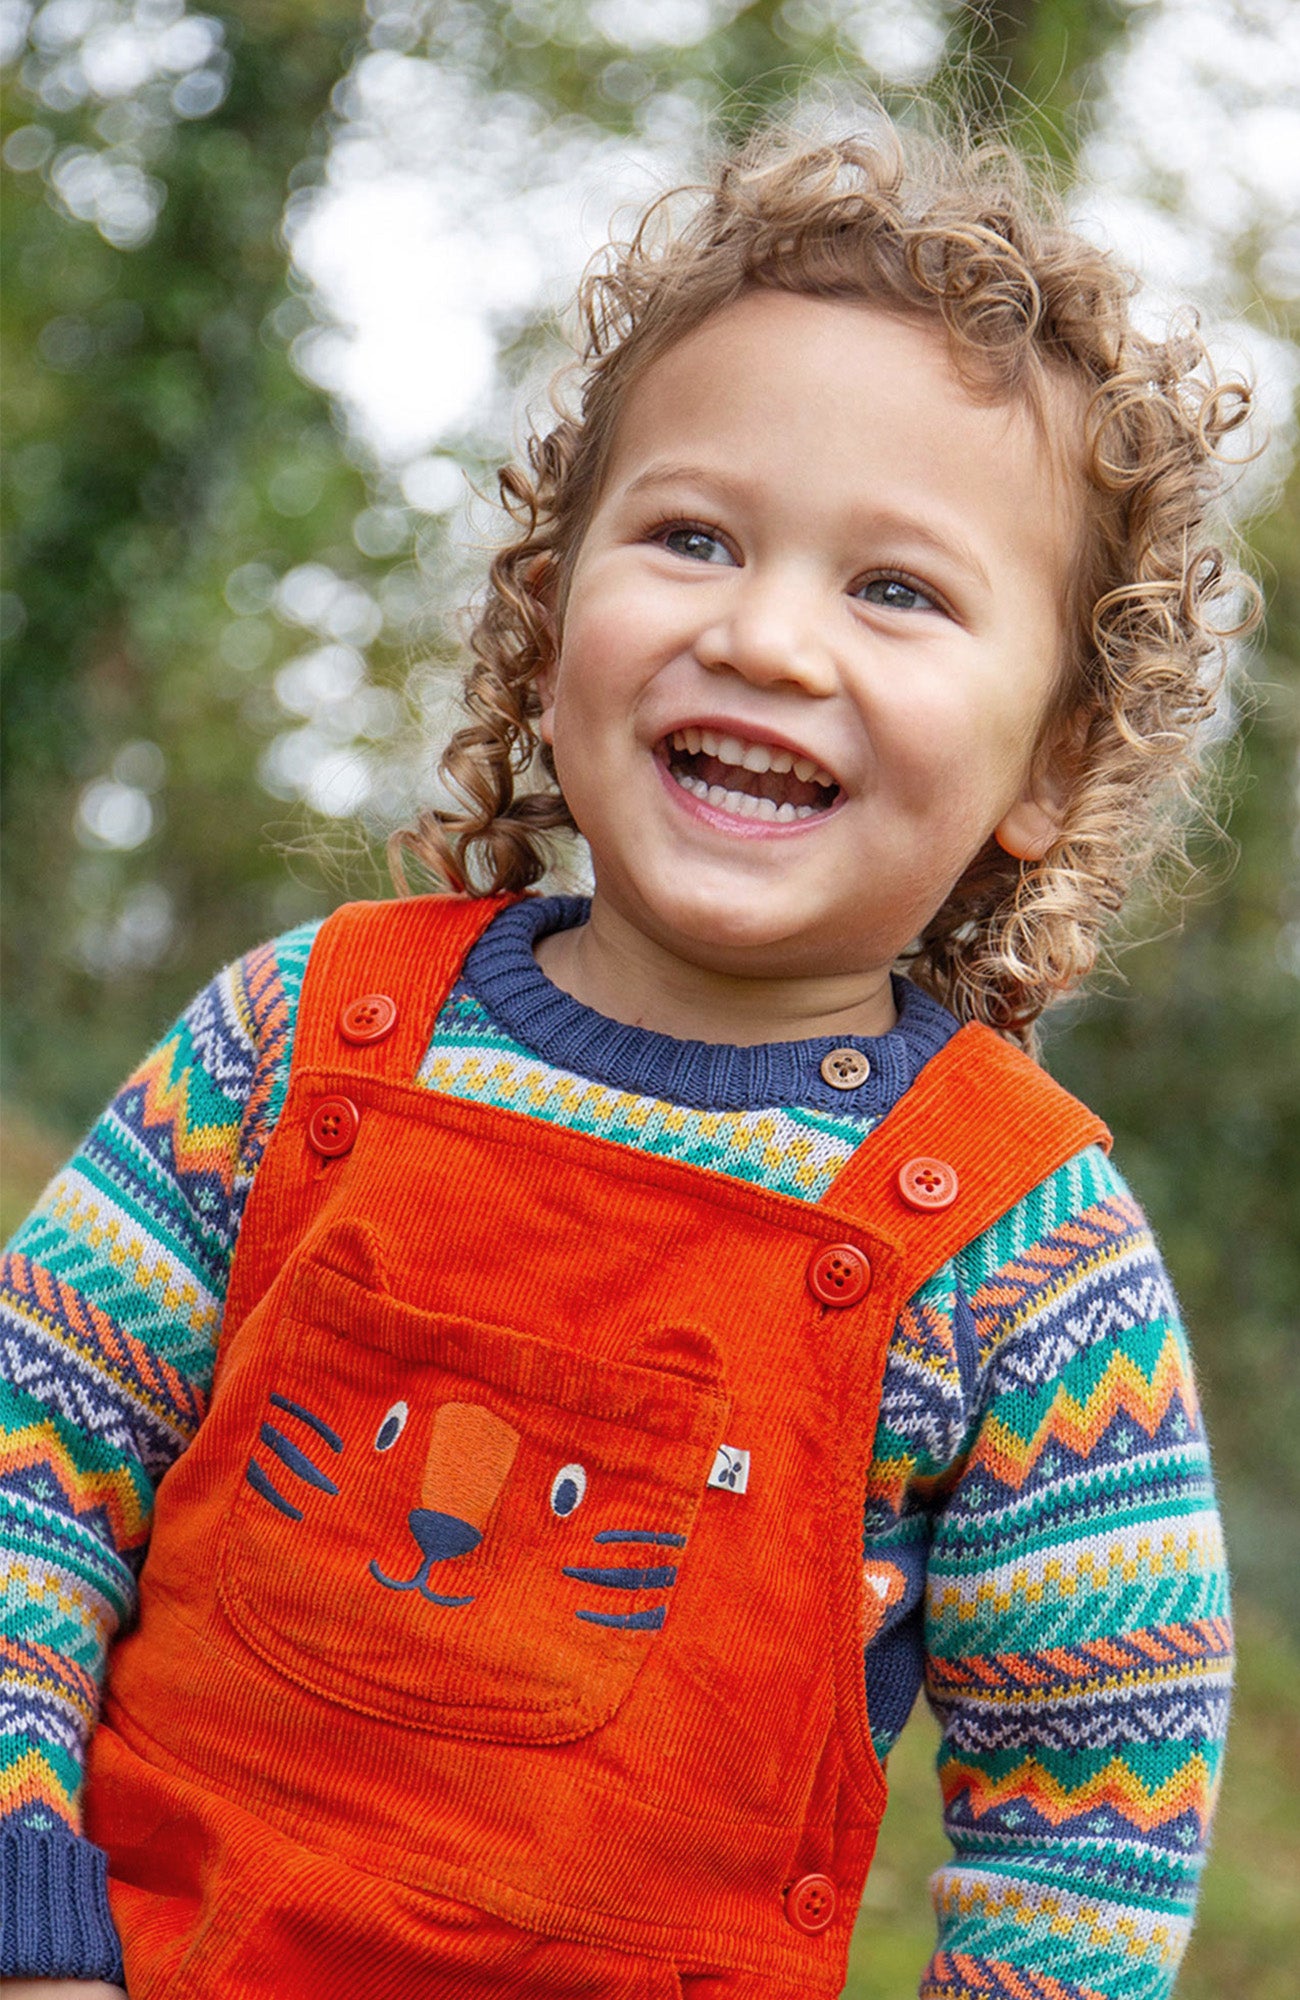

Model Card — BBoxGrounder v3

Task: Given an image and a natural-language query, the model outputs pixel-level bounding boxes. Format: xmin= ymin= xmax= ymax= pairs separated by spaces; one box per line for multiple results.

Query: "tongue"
xmin=692 ymin=751 xmax=827 ymax=811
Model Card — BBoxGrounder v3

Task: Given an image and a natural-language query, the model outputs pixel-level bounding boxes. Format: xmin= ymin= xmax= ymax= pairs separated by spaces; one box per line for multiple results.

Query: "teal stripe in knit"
xmin=0 ymin=1734 xmax=85 ymax=1804
xmin=0 ymin=1565 xmax=124 ymax=1673
xmin=19 ymin=1177 xmax=218 ymax=1329
xmin=928 ymin=1473 xmax=1228 ymax=1568
xmin=1 ymin=1482 xmax=139 ymax=1614
xmin=928 ymin=1878 xmax=1187 ymax=1997
xmin=952 ymin=1847 xmax=1214 ymax=1904
xmin=955 ymin=1146 xmax=1115 ymax=1290
xmin=420 ymin=985 xmax=873 ymax=1199
xmin=928 ymin=1571 xmax=1226 ymax=1657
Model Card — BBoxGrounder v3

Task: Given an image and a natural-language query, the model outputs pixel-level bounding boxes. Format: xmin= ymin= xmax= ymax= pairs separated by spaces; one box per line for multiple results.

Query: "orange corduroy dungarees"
xmin=84 ymin=896 xmax=1107 ymax=1999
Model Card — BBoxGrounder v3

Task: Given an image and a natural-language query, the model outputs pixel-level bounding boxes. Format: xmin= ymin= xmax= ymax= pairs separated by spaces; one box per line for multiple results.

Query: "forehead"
xmin=602 ymin=290 xmax=1077 ymax=582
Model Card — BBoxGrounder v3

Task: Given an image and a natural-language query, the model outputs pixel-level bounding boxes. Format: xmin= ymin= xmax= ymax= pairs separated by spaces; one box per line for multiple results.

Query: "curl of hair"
xmin=394 ymin=111 xmax=1260 ymax=1042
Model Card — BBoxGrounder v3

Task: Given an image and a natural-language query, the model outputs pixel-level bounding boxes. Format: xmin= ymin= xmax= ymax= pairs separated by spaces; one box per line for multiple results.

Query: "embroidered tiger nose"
xmin=420 ymin=1401 xmax=520 ymax=1537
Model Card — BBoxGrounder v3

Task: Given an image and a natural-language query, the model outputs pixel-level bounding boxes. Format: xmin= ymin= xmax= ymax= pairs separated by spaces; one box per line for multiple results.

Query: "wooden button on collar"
xmin=820 ymin=1046 xmax=870 ymax=1089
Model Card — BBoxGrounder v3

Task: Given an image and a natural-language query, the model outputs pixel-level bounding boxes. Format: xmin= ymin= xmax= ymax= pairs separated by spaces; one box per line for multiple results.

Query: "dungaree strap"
xmin=287 ymin=897 xmax=1108 ymax=1305
xmin=220 ymin=895 xmax=514 ymax=1338
xmin=820 ymin=1019 xmax=1111 ymax=1291
xmin=284 ymin=904 xmax=1104 ymax=1320
xmin=291 ymin=893 xmax=517 ymax=1083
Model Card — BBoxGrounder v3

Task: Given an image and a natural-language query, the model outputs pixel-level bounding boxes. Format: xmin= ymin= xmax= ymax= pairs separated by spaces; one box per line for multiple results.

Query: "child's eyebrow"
xmin=857 ymin=511 xmax=993 ymax=595
xmin=622 ymin=460 xmax=741 ymax=502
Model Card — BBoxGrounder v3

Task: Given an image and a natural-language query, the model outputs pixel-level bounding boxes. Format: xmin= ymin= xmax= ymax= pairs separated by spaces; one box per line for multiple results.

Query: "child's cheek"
xmin=876 ymin=673 xmax=1040 ymax=802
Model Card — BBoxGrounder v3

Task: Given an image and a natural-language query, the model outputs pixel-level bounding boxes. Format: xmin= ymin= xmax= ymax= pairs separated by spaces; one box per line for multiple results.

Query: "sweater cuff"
xmin=0 ymin=1821 xmax=125 ymax=1981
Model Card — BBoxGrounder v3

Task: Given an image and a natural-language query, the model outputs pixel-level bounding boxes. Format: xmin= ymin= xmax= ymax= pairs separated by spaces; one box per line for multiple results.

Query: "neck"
xmin=533 ymin=898 xmax=898 ymax=1045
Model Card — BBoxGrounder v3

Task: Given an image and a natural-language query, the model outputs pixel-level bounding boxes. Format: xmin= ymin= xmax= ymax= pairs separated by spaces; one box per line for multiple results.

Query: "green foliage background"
xmin=2 ymin=1 xmax=1297 ymax=1989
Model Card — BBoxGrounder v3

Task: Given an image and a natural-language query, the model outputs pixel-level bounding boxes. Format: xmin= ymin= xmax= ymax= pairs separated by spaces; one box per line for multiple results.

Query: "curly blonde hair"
xmin=391 ymin=110 xmax=1257 ymax=1040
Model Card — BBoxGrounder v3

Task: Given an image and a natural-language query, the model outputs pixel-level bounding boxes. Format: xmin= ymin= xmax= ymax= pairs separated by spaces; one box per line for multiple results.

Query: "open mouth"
xmin=659 ymin=728 xmax=841 ymax=823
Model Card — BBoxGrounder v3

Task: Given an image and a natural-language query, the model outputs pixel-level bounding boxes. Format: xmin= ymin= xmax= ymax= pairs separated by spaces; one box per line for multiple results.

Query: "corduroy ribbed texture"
xmin=1 ymin=896 xmax=1231 ymax=1996
xmin=71 ymin=898 xmax=1110 ymax=1995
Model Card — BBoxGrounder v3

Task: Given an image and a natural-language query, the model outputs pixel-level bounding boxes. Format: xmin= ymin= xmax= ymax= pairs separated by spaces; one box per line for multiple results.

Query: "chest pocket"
xmin=217 ymin=1239 xmax=731 ymax=1743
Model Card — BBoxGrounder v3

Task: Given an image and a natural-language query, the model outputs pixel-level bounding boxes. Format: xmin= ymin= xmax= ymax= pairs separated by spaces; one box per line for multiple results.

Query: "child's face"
xmin=539 ymin=290 xmax=1077 ymax=1003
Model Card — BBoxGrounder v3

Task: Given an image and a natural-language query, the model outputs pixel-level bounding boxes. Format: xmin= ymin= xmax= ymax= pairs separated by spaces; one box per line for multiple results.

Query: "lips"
xmin=659 ymin=727 xmax=840 ymax=823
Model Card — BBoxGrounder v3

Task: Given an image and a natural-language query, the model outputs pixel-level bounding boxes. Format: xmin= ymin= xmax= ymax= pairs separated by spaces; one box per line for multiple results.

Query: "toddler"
xmin=2 ymin=111 xmax=1247 ymax=2000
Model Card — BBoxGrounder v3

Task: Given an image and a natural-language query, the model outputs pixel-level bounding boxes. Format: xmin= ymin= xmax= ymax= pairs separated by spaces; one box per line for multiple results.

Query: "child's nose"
xmin=694 ymin=572 xmax=837 ymax=697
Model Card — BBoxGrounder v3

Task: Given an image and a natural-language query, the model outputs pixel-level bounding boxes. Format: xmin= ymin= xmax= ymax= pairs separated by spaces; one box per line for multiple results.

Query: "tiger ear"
xmin=315 ymin=1220 xmax=390 ymax=1292
xmin=631 ymin=1322 xmax=724 ymax=1387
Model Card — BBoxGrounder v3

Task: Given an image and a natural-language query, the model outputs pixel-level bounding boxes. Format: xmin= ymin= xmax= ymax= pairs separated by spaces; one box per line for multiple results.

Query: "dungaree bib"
xmin=85 ymin=896 xmax=1107 ymax=1998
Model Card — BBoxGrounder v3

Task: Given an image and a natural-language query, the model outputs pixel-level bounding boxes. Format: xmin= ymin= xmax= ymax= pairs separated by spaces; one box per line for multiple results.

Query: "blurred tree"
xmin=1 ymin=0 xmax=397 ymax=1127
xmin=952 ymin=2 xmax=1300 ymax=1636
xmin=0 ymin=0 xmax=1119 ymax=1132
xmin=942 ymin=0 xmax=1127 ymax=152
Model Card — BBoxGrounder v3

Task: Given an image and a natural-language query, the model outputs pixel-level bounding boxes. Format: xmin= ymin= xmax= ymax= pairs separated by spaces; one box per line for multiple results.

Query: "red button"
xmin=307 ymin=1096 xmax=360 ymax=1158
xmin=338 ymin=993 xmax=398 ymax=1045
xmin=897 ymin=1155 xmax=959 ymax=1211
xmin=807 ymin=1243 xmax=871 ymax=1306
xmin=786 ymin=1872 xmax=837 ymax=1935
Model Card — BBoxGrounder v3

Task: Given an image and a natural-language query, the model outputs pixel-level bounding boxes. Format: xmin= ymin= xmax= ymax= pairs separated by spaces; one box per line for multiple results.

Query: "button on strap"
xmin=896 ymin=1155 xmax=959 ymax=1211
xmin=806 ymin=1243 xmax=871 ymax=1307
xmin=338 ymin=993 xmax=399 ymax=1045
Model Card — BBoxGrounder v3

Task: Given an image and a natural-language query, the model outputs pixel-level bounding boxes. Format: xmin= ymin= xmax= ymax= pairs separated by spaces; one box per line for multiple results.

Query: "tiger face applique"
xmin=217 ymin=1237 xmax=731 ymax=1742
xmin=246 ymin=1390 xmax=684 ymax=1630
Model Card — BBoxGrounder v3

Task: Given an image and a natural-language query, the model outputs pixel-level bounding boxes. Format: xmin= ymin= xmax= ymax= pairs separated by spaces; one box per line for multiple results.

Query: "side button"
xmin=806 ymin=1244 xmax=871 ymax=1307
xmin=307 ymin=1096 xmax=360 ymax=1159
xmin=896 ymin=1156 xmax=959 ymax=1211
xmin=786 ymin=1872 xmax=837 ymax=1935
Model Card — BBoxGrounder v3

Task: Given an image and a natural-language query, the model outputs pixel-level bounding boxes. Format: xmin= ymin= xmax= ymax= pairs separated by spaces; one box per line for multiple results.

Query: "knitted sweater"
xmin=0 ymin=896 xmax=1231 ymax=1997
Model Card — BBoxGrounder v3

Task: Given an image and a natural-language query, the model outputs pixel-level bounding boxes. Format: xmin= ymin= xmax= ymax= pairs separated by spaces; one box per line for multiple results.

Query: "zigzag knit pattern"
xmin=0 ymin=916 xmax=1230 ymax=1996
xmin=0 ymin=924 xmax=316 ymax=1863
xmin=419 ymin=987 xmax=873 ymax=1198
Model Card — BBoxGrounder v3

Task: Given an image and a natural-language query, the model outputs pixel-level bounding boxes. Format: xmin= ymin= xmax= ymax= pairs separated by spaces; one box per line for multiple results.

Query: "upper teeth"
xmin=670 ymin=728 xmax=835 ymax=789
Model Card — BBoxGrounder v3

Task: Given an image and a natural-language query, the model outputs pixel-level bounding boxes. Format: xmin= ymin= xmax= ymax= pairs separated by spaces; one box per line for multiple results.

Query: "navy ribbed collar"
xmin=457 ymin=896 xmax=958 ymax=1118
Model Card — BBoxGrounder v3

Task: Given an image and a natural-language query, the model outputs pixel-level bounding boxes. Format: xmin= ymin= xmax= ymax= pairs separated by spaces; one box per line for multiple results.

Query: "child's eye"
xmin=854 ymin=574 xmax=940 ymax=613
xmin=658 ymin=524 xmax=736 ymax=566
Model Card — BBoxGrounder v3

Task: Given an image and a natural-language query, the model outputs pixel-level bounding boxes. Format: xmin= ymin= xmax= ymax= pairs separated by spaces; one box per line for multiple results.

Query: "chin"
xmin=640 ymin=894 xmax=830 ymax=975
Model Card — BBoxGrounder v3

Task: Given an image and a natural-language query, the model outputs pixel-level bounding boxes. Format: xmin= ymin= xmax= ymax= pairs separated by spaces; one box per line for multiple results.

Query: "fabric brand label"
xmin=707 ymin=1445 xmax=749 ymax=1494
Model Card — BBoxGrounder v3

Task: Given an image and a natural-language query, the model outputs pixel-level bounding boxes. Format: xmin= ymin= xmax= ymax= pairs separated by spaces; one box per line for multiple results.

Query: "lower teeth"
xmin=673 ymin=770 xmax=816 ymax=821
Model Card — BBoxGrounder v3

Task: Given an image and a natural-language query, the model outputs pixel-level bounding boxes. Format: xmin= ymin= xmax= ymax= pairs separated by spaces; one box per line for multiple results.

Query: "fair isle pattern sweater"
xmin=0 ymin=897 xmax=1231 ymax=1997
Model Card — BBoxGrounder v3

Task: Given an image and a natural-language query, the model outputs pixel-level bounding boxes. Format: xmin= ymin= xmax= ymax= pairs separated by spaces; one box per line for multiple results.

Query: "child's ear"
xmin=994 ymin=712 xmax=1084 ymax=861
xmin=526 ymin=554 xmax=559 ymax=746
xmin=536 ymin=663 xmax=557 ymax=747
xmin=994 ymin=794 xmax=1061 ymax=862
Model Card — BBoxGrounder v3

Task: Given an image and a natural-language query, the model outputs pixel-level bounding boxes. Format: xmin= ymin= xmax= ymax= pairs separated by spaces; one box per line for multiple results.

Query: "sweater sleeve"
xmin=918 ymin=1145 xmax=1232 ymax=2000
xmin=0 ymin=922 xmax=319 ymax=1980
